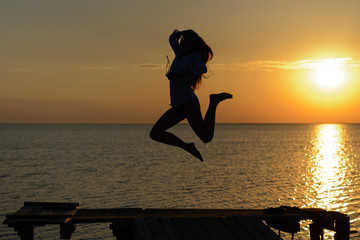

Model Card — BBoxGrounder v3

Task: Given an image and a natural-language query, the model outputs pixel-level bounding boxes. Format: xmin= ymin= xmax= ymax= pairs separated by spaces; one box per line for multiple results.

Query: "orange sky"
xmin=1 ymin=1 xmax=360 ymax=123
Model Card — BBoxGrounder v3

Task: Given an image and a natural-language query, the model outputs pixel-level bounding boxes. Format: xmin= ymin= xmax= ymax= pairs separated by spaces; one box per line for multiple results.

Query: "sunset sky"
xmin=1 ymin=0 xmax=360 ymax=123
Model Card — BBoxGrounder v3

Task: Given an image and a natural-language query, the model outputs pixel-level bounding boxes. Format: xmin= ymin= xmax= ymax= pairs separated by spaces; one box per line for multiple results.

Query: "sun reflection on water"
xmin=304 ymin=124 xmax=350 ymax=212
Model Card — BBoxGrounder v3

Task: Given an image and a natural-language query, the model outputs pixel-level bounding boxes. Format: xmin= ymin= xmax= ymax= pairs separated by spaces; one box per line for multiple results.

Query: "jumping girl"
xmin=150 ymin=29 xmax=232 ymax=161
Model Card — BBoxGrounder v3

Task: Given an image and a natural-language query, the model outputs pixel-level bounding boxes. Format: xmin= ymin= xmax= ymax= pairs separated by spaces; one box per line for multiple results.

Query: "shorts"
xmin=172 ymin=99 xmax=200 ymax=116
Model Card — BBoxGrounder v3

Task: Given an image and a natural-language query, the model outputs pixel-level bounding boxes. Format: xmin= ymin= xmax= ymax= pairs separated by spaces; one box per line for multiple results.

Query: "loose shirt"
xmin=167 ymin=31 xmax=207 ymax=107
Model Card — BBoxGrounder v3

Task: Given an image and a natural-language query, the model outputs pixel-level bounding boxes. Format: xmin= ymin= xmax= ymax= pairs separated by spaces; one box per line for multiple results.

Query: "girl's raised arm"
xmin=169 ymin=30 xmax=182 ymax=55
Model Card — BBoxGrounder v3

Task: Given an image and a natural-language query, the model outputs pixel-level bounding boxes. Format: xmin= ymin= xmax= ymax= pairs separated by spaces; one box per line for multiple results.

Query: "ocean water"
xmin=0 ymin=124 xmax=359 ymax=239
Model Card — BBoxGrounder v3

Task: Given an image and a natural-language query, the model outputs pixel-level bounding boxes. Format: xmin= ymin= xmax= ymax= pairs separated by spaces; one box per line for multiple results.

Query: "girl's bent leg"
xmin=203 ymin=92 xmax=233 ymax=137
xmin=150 ymin=107 xmax=203 ymax=161
xmin=184 ymin=93 xmax=232 ymax=143
xmin=150 ymin=107 xmax=186 ymax=146
xmin=182 ymin=100 xmax=213 ymax=143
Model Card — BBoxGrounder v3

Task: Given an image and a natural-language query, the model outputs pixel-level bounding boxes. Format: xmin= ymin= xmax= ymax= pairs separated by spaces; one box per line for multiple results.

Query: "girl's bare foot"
xmin=185 ymin=143 xmax=203 ymax=162
xmin=210 ymin=92 xmax=233 ymax=105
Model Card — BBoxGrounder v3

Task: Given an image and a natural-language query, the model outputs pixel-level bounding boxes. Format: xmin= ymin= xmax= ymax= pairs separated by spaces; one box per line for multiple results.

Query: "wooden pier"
xmin=3 ymin=202 xmax=350 ymax=240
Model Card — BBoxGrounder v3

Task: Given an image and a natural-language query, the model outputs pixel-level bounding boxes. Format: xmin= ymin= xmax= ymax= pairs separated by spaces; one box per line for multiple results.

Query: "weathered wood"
xmin=235 ymin=215 xmax=269 ymax=240
xmin=160 ymin=218 xmax=182 ymax=240
xmin=12 ymin=206 xmax=42 ymax=218
xmin=12 ymin=206 xmax=40 ymax=216
xmin=134 ymin=218 xmax=153 ymax=240
xmin=172 ymin=217 xmax=197 ymax=239
xmin=147 ymin=217 xmax=168 ymax=240
xmin=208 ymin=218 xmax=238 ymax=240
xmin=248 ymin=216 xmax=282 ymax=240
xmin=7 ymin=202 xmax=78 ymax=220
xmin=3 ymin=202 xmax=350 ymax=240
xmin=72 ymin=208 xmax=143 ymax=222
xmin=4 ymin=202 xmax=79 ymax=240
xmin=24 ymin=202 xmax=79 ymax=208
xmin=222 ymin=217 xmax=253 ymax=240
xmin=198 ymin=218 xmax=227 ymax=240
xmin=187 ymin=218 xmax=211 ymax=240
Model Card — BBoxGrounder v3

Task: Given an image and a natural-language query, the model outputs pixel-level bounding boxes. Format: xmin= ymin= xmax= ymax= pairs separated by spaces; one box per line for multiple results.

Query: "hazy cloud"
xmin=137 ymin=64 xmax=165 ymax=69
xmin=211 ymin=58 xmax=360 ymax=71
xmin=85 ymin=66 xmax=119 ymax=71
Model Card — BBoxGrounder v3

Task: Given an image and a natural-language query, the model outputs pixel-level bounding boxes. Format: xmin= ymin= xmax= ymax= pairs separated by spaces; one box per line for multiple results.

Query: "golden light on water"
xmin=305 ymin=124 xmax=350 ymax=211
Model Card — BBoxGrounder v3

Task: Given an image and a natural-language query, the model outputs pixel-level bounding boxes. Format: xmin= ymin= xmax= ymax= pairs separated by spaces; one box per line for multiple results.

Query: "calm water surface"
xmin=0 ymin=124 xmax=359 ymax=239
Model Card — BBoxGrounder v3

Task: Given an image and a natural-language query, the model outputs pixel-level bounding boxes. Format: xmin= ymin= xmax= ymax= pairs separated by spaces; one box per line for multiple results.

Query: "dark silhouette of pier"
xmin=3 ymin=202 xmax=350 ymax=239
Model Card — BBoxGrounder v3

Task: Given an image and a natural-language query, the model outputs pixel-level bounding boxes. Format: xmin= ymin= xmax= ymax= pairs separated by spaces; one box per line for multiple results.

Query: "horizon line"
xmin=1 ymin=122 xmax=359 ymax=125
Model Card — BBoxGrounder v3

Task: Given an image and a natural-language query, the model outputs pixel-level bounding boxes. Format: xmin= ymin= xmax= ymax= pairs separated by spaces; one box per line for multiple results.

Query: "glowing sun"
xmin=312 ymin=59 xmax=347 ymax=90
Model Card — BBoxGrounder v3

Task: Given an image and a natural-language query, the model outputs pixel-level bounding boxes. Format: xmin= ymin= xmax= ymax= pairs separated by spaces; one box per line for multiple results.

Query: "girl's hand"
xmin=173 ymin=29 xmax=184 ymax=36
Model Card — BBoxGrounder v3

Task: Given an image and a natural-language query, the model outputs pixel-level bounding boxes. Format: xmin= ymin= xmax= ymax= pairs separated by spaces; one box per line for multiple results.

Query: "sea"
xmin=0 ymin=123 xmax=359 ymax=239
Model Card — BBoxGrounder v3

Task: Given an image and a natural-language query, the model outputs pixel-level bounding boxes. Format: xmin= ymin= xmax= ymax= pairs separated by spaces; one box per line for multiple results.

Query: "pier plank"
xmin=10 ymin=206 xmax=42 ymax=217
xmin=135 ymin=218 xmax=154 ymax=240
xmin=173 ymin=218 xmax=197 ymax=239
xmin=197 ymin=218 xmax=227 ymax=240
xmin=235 ymin=216 xmax=268 ymax=240
xmin=7 ymin=202 xmax=78 ymax=221
xmin=160 ymin=218 xmax=182 ymax=240
xmin=153 ymin=235 xmax=168 ymax=240
xmin=247 ymin=216 xmax=282 ymax=240
xmin=208 ymin=218 xmax=238 ymax=240
xmin=222 ymin=217 xmax=253 ymax=240
xmin=148 ymin=218 xmax=168 ymax=240
xmin=186 ymin=218 xmax=211 ymax=240
xmin=38 ymin=208 xmax=55 ymax=216
xmin=23 ymin=201 xmax=79 ymax=208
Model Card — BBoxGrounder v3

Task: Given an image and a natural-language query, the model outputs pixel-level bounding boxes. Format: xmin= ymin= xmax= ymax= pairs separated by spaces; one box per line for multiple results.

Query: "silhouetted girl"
xmin=150 ymin=29 xmax=232 ymax=161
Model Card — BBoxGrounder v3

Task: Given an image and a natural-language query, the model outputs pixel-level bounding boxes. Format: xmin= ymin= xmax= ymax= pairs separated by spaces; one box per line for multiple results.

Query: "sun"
xmin=313 ymin=66 xmax=345 ymax=90
xmin=311 ymin=59 xmax=347 ymax=90
xmin=295 ymin=57 xmax=358 ymax=108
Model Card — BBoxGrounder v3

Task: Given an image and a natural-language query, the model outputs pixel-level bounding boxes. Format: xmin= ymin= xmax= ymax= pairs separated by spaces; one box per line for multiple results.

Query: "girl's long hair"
xmin=181 ymin=30 xmax=213 ymax=90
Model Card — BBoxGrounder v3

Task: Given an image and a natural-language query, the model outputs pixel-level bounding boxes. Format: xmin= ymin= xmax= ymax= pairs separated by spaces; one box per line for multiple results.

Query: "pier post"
xmin=60 ymin=223 xmax=76 ymax=239
xmin=14 ymin=224 xmax=34 ymax=240
xmin=110 ymin=219 xmax=134 ymax=240
xmin=334 ymin=217 xmax=350 ymax=240
xmin=310 ymin=220 xmax=323 ymax=240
